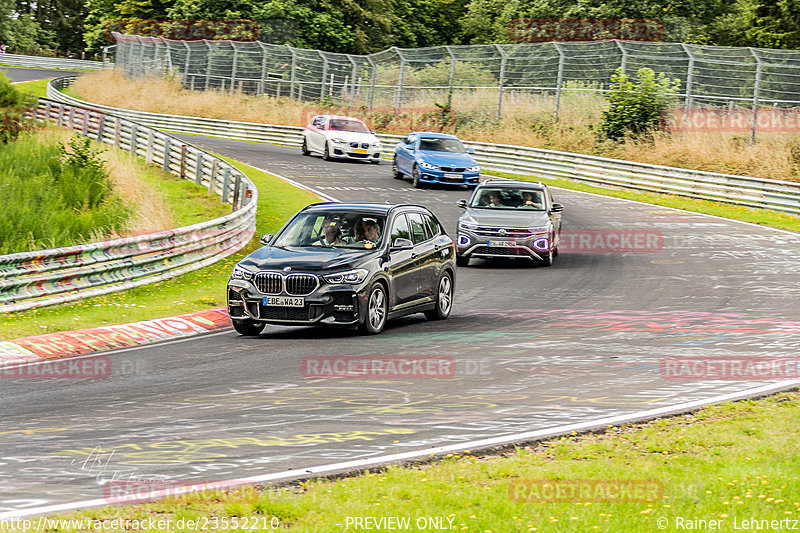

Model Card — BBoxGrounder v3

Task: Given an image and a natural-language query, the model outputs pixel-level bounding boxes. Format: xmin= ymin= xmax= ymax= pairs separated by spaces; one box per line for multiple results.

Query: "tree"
xmin=0 ymin=0 xmax=54 ymax=53
xmin=600 ymin=67 xmax=680 ymax=141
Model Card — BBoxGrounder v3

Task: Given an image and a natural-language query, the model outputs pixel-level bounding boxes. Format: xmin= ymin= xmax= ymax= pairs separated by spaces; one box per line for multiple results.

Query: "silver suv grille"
xmin=473 ymin=227 xmax=538 ymax=237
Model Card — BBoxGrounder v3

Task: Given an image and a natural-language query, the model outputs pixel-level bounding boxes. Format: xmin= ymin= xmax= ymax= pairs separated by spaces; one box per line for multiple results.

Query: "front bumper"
xmin=331 ymin=146 xmax=382 ymax=161
xmin=227 ymin=280 xmax=369 ymax=326
xmin=456 ymin=229 xmax=553 ymax=261
xmin=418 ymin=169 xmax=480 ymax=186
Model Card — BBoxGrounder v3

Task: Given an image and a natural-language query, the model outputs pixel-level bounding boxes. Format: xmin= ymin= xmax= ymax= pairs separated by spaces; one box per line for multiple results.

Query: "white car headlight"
xmin=419 ymin=161 xmax=438 ymax=170
xmin=323 ymin=269 xmax=369 ymax=284
xmin=231 ymin=265 xmax=254 ymax=281
xmin=458 ymin=221 xmax=479 ymax=230
xmin=331 ymin=138 xmax=347 ymax=144
xmin=373 ymin=142 xmax=382 ymax=147
xmin=467 ymin=165 xmax=481 ymax=172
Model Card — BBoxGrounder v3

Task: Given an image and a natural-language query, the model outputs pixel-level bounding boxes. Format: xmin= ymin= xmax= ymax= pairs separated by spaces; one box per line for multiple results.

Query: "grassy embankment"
xmin=42 ymin=390 xmax=800 ymax=532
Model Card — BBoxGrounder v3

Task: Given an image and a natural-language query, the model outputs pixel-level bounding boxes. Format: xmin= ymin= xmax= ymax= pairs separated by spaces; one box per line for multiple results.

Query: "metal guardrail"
xmin=0 ymin=98 xmax=258 ymax=312
xmin=48 ymin=76 xmax=800 ymax=215
xmin=0 ymin=53 xmax=107 ymax=70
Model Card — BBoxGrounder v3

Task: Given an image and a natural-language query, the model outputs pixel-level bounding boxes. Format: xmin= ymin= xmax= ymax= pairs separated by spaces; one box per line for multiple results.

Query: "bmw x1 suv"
xmin=228 ymin=203 xmax=456 ymax=335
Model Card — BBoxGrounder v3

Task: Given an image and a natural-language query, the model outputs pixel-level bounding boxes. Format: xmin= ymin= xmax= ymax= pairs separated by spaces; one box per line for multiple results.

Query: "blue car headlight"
xmin=467 ymin=165 xmax=481 ymax=173
xmin=231 ymin=265 xmax=255 ymax=281
xmin=323 ymin=269 xmax=369 ymax=284
xmin=419 ymin=161 xmax=438 ymax=170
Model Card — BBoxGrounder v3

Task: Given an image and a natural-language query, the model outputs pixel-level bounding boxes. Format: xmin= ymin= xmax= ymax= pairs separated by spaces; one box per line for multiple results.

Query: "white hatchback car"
xmin=301 ymin=115 xmax=382 ymax=163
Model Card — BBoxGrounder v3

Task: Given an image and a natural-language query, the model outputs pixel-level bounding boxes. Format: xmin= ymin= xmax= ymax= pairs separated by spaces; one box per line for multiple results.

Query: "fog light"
xmin=533 ymin=237 xmax=550 ymax=250
xmin=457 ymin=234 xmax=471 ymax=247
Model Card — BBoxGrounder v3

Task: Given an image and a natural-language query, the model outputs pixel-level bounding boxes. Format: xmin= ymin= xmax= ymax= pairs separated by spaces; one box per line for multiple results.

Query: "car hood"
xmin=460 ymin=209 xmax=551 ymax=228
xmin=324 ymin=131 xmax=379 ymax=143
xmin=417 ymin=151 xmax=477 ymax=167
xmin=240 ymin=246 xmax=376 ymax=273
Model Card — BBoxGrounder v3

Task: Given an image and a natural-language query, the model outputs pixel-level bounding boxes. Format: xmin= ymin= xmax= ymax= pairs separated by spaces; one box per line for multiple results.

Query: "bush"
xmin=600 ymin=67 xmax=680 ymax=141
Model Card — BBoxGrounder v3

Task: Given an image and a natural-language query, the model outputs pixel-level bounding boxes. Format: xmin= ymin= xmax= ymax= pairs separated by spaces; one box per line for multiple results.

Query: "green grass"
xmin=44 ymin=389 xmax=800 ymax=532
xmin=484 ymin=169 xmax=800 ymax=233
xmin=13 ymin=78 xmax=49 ymax=99
xmin=0 ymin=158 xmax=320 ymax=340
xmin=0 ymin=131 xmax=131 ymax=254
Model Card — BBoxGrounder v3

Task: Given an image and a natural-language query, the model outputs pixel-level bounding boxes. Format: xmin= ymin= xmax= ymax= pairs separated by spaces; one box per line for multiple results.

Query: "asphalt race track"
xmin=2 ymin=66 xmax=77 ymax=83
xmin=1 ymin=100 xmax=800 ymax=515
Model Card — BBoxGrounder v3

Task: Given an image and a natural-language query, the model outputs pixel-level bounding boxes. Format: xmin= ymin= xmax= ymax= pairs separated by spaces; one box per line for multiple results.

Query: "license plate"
xmin=352 ymin=148 xmax=367 ymax=154
xmin=263 ymin=296 xmax=304 ymax=307
xmin=488 ymin=240 xmax=513 ymax=247
xmin=444 ymin=173 xmax=462 ymax=179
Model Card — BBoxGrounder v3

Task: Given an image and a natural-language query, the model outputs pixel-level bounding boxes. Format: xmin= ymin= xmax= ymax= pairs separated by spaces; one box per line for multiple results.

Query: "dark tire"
xmin=553 ymin=246 xmax=559 ymax=257
xmin=370 ymin=158 xmax=381 ymax=165
xmin=411 ymin=164 xmax=422 ymax=188
xmin=392 ymin=157 xmax=403 ymax=179
xmin=323 ymin=142 xmax=332 ymax=161
xmin=232 ymin=319 xmax=264 ymax=336
xmin=360 ymin=283 xmax=388 ymax=335
xmin=539 ymin=248 xmax=554 ymax=267
xmin=456 ymin=254 xmax=469 ymax=267
xmin=425 ymin=271 xmax=453 ymax=321
xmin=301 ymin=137 xmax=310 ymax=156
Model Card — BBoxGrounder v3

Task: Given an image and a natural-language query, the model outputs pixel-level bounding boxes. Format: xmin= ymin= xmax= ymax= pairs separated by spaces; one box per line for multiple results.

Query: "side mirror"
xmin=391 ymin=237 xmax=414 ymax=250
xmin=259 ymin=233 xmax=274 ymax=245
xmin=551 ymin=203 xmax=564 ymax=213
xmin=466 ymin=147 xmax=475 ymax=154
xmin=456 ymin=199 xmax=468 ymax=209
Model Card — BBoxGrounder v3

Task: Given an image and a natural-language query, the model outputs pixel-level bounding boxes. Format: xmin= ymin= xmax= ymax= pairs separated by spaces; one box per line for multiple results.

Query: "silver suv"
xmin=455 ymin=180 xmax=564 ymax=267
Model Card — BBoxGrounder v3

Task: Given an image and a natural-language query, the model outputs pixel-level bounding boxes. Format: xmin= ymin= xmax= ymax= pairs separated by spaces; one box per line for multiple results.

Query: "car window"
xmin=418 ymin=138 xmax=465 ymax=152
xmin=328 ymin=118 xmax=370 ymax=133
xmin=312 ymin=116 xmax=325 ymax=128
xmin=423 ymin=213 xmax=440 ymax=238
xmin=470 ymin=187 xmax=546 ymax=210
xmin=390 ymin=214 xmax=411 ymax=244
xmin=273 ymin=211 xmax=386 ymax=249
xmin=407 ymin=213 xmax=428 ymax=244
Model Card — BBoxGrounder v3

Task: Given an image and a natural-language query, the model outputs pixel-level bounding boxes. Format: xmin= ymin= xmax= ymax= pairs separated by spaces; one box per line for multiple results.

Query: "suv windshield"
xmin=273 ymin=212 xmax=386 ymax=249
xmin=470 ymin=188 xmax=546 ymax=210
xmin=418 ymin=138 xmax=465 ymax=153
xmin=328 ymin=119 xmax=370 ymax=133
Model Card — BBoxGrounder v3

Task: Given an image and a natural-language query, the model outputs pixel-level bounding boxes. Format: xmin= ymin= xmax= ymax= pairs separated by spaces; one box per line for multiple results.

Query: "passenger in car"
xmin=487 ymin=192 xmax=505 ymax=207
xmin=360 ymin=220 xmax=381 ymax=247
xmin=520 ymin=191 xmax=544 ymax=209
xmin=317 ymin=223 xmax=347 ymax=246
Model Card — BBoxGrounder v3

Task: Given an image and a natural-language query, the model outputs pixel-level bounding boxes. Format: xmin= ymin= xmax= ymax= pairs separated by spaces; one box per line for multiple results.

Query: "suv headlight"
xmin=231 ymin=265 xmax=255 ymax=281
xmin=323 ymin=269 xmax=369 ymax=284
xmin=467 ymin=165 xmax=481 ymax=172
xmin=458 ymin=221 xmax=479 ymax=230
xmin=530 ymin=225 xmax=551 ymax=234
xmin=419 ymin=161 xmax=438 ymax=170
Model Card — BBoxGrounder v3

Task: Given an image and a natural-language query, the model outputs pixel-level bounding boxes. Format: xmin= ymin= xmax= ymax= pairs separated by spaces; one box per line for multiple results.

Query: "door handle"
xmin=411 ymin=252 xmax=418 ymax=259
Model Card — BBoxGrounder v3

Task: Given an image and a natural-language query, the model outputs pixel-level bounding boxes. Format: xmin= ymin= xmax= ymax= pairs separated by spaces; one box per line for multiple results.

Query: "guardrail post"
xmin=233 ymin=174 xmax=242 ymax=210
xmin=163 ymin=137 xmax=171 ymax=172
xmin=209 ymin=159 xmax=219 ymax=195
xmin=749 ymin=47 xmax=763 ymax=144
xmin=179 ymin=144 xmax=187 ymax=178
xmin=288 ymin=45 xmax=297 ymax=99
xmin=553 ymin=42 xmax=565 ymax=121
xmin=222 ymin=167 xmax=231 ymax=203
xmin=230 ymin=43 xmax=239 ymax=93
xmin=367 ymin=55 xmax=377 ymax=113
xmin=347 ymin=56 xmax=358 ymax=110
xmin=146 ymin=130 xmax=154 ymax=163
xmin=183 ymin=41 xmax=192 ymax=89
xmin=82 ymin=111 xmax=89 ymax=136
xmin=319 ymin=51 xmax=329 ymax=98
xmin=681 ymin=44 xmax=695 ymax=129
xmin=204 ymin=41 xmax=213 ymax=90
xmin=195 ymin=153 xmax=204 ymax=184
xmin=257 ymin=42 xmax=268 ymax=96
xmin=97 ymin=114 xmax=105 ymax=142
xmin=130 ymin=124 xmax=138 ymax=155
xmin=114 ymin=120 xmax=121 ymax=149
xmin=494 ymin=44 xmax=508 ymax=120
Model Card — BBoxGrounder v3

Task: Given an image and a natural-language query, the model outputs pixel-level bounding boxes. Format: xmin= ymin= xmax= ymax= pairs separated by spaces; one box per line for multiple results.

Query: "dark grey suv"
xmin=227 ymin=203 xmax=456 ymax=335
xmin=455 ymin=180 xmax=563 ymax=267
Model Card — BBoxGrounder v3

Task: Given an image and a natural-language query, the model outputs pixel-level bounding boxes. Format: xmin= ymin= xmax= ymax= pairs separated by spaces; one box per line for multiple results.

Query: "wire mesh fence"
xmin=112 ymin=33 xmax=800 ymax=141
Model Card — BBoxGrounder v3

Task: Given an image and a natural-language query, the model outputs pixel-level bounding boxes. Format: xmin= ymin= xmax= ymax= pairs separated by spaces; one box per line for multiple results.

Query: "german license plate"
xmin=263 ymin=296 xmax=304 ymax=307
xmin=352 ymin=148 xmax=367 ymax=154
xmin=444 ymin=173 xmax=462 ymax=179
xmin=488 ymin=240 xmax=512 ymax=247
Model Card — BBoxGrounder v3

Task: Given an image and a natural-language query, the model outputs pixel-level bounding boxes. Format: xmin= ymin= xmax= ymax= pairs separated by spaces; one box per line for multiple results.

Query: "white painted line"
xmin=236 ymin=161 xmax=340 ymax=203
xmin=2 ymin=379 xmax=797 ymax=519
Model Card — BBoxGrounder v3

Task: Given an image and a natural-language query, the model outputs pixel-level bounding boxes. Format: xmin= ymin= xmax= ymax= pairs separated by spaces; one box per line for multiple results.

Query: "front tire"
xmin=323 ymin=142 xmax=332 ymax=161
xmin=301 ymin=137 xmax=310 ymax=156
xmin=411 ymin=164 xmax=422 ymax=188
xmin=425 ymin=272 xmax=453 ymax=321
xmin=392 ymin=157 xmax=403 ymax=179
xmin=360 ymin=283 xmax=388 ymax=335
xmin=232 ymin=319 xmax=264 ymax=336
xmin=539 ymin=248 xmax=554 ymax=267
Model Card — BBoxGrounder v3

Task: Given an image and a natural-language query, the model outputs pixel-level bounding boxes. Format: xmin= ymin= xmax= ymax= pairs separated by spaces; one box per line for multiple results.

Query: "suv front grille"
xmin=286 ymin=274 xmax=319 ymax=296
xmin=472 ymin=246 xmax=528 ymax=256
xmin=254 ymin=272 xmax=282 ymax=294
xmin=473 ymin=227 xmax=538 ymax=237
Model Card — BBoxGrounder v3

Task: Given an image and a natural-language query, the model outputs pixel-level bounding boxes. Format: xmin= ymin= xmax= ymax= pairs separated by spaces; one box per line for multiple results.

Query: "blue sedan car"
xmin=392 ymin=132 xmax=481 ymax=188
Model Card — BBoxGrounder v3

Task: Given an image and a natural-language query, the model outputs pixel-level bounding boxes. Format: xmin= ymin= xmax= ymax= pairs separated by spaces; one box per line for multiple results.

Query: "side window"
xmin=390 ymin=214 xmax=410 ymax=244
xmin=423 ymin=214 xmax=441 ymax=238
xmin=407 ymin=213 xmax=428 ymax=244
xmin=311 ymin=116 xmax=322 ymax=127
